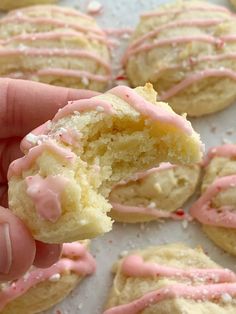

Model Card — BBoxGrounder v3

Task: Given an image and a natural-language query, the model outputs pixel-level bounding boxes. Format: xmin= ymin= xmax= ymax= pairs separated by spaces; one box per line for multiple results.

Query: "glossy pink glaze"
xmin=0 ymin=31 xmax=110 ymax=46
xmin=129 ymin=19 xmax=224 ymax=50
xmin=0 ymin=48 xmax=111 ymax=72
xmin=25 ymin=174 xmax=69 ymax=222
xmin=104 ymin=283 xmax=236 ymax=314
xmin=111 ymin=202 xmax=190 ymax=221
xmin=20 ymin=121 xmax=51 ymax=152
xmin=8 ymin=141 xmax=76 ymax=179
xmin=160 ymin=69 xmax=236 ymax=101
xmin=10 ymin=5 xmax=94 ymax=20
xmin=123 ymin=35 xmax=224 ymax=65
xmin=141 ymin=4 xmax=230 ymax=18
xmin=204 ymin=144 xmax=236 ymax=166
xmin=0 ymin=15 xmax=104 ymax=36
xmin=0 ymin=242 xmax=96 ymax=311
xmin=122 ymin=255 xmax=236 ymax=282
xmin=153 ymin=53 xmax=236 ymax=78
xmin=190 ymin=175 xmax=236 ymax=228
xmin=109 ymin=85 xmax=193 ymax=135
xmin=53 ymin=98 xmax=115 ymax=121
xmin=115 ymin=163 xmax=174 ymax=186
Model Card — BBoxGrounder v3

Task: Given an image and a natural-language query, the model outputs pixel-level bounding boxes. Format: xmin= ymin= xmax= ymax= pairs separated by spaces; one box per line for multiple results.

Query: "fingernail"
xmin=0 ymin=223 xmax=12 ymax=274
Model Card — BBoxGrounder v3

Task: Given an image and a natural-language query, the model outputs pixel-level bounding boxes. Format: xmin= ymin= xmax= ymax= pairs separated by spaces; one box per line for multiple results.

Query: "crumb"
xmin=86 ymin=1 xmax=103 ymax=15
xmin=182 ymin=219 xmax=188 ymax=229
xmin=210 ymin=125 xmax=217 ymax=133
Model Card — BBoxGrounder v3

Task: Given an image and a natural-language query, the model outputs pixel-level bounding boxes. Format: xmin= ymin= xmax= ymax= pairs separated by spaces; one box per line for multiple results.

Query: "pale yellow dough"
xmin=0 ymin=5 xmax=110 ymax=91
xmin=202 ymin=152 xmax=236 ymax=256
xmin=109 ymin=164 xmax=201 ymax=222
xmin=8 ymin=84 xmax=202 ymax=244
xmin=125 ymin=0 xmax=236 ymax=117
xmin=105 ymin=243 xmax=236 ymax=314
xmin=0 ymin=0 xmax=57 ymax=11
xmin=1 ymin=241 xmax=92 ymax=314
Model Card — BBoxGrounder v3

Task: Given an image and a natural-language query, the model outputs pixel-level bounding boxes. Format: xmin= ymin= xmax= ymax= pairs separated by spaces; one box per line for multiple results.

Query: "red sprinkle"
xmin=175 ymin=209 xmax=185 ymax=216
xmin=115 ymin=75 xmax=127 ymax=81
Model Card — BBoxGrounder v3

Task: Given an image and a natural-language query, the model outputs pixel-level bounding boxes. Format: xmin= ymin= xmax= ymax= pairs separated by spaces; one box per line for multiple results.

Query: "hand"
xmin=0 ymin=78 xmax=97 ymax=281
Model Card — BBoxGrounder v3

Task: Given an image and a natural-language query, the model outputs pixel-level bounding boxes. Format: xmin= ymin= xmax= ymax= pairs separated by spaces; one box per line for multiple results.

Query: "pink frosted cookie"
xmin=8 ymin=84 xmax=203 ymax=244
xmin=190 ymin=144 xmax=236 ymax=256
xmin=109 ymin=163 xmax=200 ymax=223
xmin=0 ymin=241 xmax=95 ymax=314
xmin=104 ymin=243 xmax=236 ymax=314
xmin=124 ymin=0 xmax=236 ymax=116
xmin=0 ymin=5 xmax=111 ymax=91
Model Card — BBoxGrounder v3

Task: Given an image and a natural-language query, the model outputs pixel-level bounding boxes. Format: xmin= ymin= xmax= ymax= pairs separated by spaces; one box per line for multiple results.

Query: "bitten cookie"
xmin=109 ymin=163 xmax=201 ymax=223
xmin=0 ymin=0 xmax=57 ymax=11
xmin=104 ymin=243 xmax=236 ymax=314
xmin=124 ymin=0 xmax=236 ymax=117
xmin=8 ymin=84 xmax=203 ymax=244
xmin=0 ymin=241 xmax=96 ymax=314
xmin=0 ymin=5 xmax=111 ymax=91
xmin=190 ymin=144 xmax=236 ymax=256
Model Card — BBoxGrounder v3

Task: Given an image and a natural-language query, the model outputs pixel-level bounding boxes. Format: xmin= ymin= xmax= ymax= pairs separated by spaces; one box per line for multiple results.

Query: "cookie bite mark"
xmin=8 ymin=84 xmax=202 ymax=243
xmin=0 ymin=241 xmax=96 ymax=313
xmin=25 ymin=174 xmax=69 ymax=222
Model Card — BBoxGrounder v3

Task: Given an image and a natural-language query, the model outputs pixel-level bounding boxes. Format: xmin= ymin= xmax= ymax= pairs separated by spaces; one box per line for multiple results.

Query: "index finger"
xmin=0 ymin=78 xmax=98 ymax=139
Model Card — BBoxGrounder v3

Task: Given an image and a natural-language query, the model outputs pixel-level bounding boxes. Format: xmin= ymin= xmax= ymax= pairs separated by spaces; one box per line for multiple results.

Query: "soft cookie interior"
xmin=8 ymin=84 xmax=202 ymax=243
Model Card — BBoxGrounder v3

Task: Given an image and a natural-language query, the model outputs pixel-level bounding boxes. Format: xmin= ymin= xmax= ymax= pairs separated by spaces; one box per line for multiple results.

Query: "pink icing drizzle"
xmin=53 ymin=98 xmax=115 ymax=121
xmin=111 ymin=202 xmax=191 ymax=221
xmin=0 ymin=242 xmax=96 ymax=311
xmin=190 ymin=175 xmax=236 ymax=228
xmin=160 ymin=69 xmax=236 ymax=101
xmin=0 ymin=48 xmax=111 ymax=72
xmin=25 ymin=174 xmax=69 ymax=222
xmin=104 ymin=250 xmax=236 ymax=314
xmin=8 ymin=141 xmax=76 ymax=179
xmin=0 ymin=15 xmax=104 ymax=36
xmin=141 ymin=4 xmax=230 ymax=18
xmin=121 ymin=255 xmax=236 ymax=282
xmin=129 ymin=19 xmax=224 ymax=50
xmin=109 ymin=85 xmax=193 ymax=135
xmin=104 ymin=283 xmax=236 ymax=314
xmin=204 ymin=144 xmax=236 ymax=167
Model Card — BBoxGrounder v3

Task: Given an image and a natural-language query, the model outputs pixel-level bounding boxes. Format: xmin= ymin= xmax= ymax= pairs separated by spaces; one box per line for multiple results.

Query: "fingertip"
xmin=0 ymin=206 xmax=36 ymax=281
xmin=34 ymin=241 xmax=62 ymax=268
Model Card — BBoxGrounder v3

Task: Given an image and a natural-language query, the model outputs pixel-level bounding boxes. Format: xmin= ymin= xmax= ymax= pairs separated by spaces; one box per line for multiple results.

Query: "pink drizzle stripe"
xmin=7 ymin=68 xmax=110 ymax=83
xmin=0 ymin=15 xmax=104 ymax=36
xmin=122 ymin=35 xmax=224 ymax=64
xmin=0 ymin=48 xmax=111 ymax=72
xmin=0 ymin=31 xmax=110 ymax=47
xmin=160 ymin=69 xmax=236 ymax=101
xmin=204 ymin=144 xmax=236 ymax=167
xmin=7 ymin=141 xmax=76 ymax=179
xmin=121 ymin=255 xmax=236 ymax=282
xmin=53 ymin=98 xmax=115 ymax=121
xmin=109 ymin=85 xmax=193 ymax=135
xmin=141 ymin=5 xmax=231 ymax=18
xmin=111 ymin=202 xmax=190 ymax=221
xmin=9 ymin=5 xmax=94 ymax=20
xmin=0 ymin=242 xmax=96 ymax=311
xmin=129 ymin=19 xmax=225 ymax=50
xmin=103 ymin=283 xmax=236 ymax=314
xmin=153 ymin=53 xmax=236 ymax=78
xmin=190 ymin=175 xmax=236 ymax=228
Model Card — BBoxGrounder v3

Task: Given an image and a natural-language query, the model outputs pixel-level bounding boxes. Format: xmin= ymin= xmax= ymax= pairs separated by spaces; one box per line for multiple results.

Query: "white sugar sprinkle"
xmin=25 ymin=133 xmax=39 ymax=144
xmin=221 ymin=293 xmax=232 ymax=303
xmin=87 ymin=1 xmax=102 ymax=14
xmin=81 ymin=77 xmax=89 ymax=86
xmin=147 ymin=202 xmax=156 ymax=209
xmin=119 ymin=250 xmax=128 ymax=258
xmin=49 ymin=273 xmax=61 ymax=282
xmin=96 ymin=106 xmax=105 ymax=112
